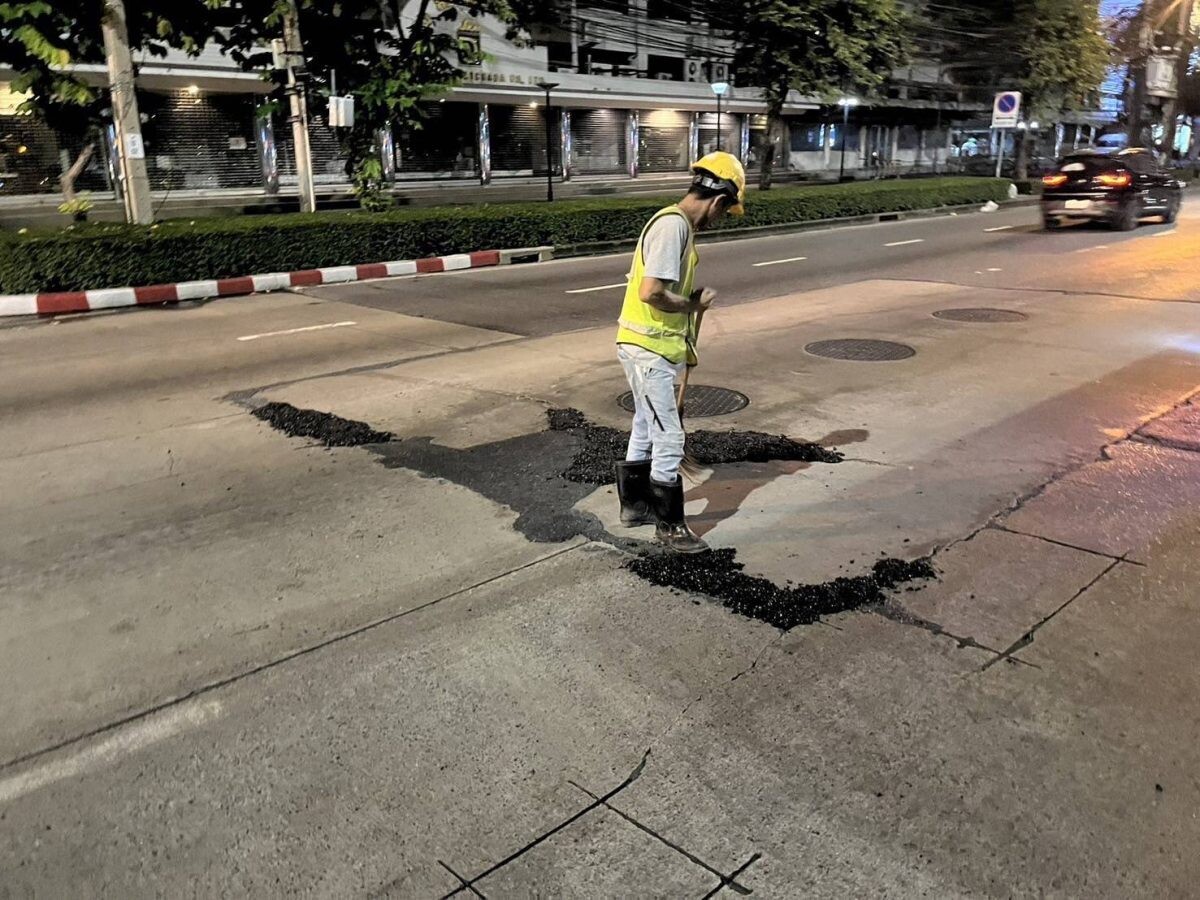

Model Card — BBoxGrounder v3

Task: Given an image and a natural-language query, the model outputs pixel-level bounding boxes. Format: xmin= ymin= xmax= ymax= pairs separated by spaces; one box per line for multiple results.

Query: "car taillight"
xmin=1095 ymin=171 xmax=1132 ymax=188
xmin=1042 ymin=173 xmax=1068 ymax=187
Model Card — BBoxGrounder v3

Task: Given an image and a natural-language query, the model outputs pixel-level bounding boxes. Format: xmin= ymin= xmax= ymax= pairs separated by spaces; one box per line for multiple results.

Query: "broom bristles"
xmin=677 ymin=369 xmax=711 ymax=484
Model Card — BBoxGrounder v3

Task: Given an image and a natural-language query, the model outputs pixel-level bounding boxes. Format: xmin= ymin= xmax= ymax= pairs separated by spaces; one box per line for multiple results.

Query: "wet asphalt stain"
xmin=372 ymin=426 xmax=605 ymax=544
xmin=547 ymin=407 xmax=843 ymax=484
xmin=252 ymin=402 xmax=394 ymax=447
xmin=627 ymin=549 xmax=937 ymax=631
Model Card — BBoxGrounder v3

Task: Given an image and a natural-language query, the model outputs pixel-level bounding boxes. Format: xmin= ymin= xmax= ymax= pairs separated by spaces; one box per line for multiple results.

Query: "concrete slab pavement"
xmin=0 ymin=544 xmax=776 ymax=896
xmin=4 ymin=205 xmax=1200 ymax=895
xmin=1004 ymin=438 xmax=1200 ymax=564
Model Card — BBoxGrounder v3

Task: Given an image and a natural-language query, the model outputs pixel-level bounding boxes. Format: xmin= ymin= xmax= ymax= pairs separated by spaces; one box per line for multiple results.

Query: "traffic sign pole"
xmin=995 ymin=130 xmax=1005 ymax=179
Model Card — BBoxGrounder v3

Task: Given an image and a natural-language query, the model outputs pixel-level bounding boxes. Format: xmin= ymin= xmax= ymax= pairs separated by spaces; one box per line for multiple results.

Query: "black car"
xmin=1040 ymin=148 xmax=1184 ymax=231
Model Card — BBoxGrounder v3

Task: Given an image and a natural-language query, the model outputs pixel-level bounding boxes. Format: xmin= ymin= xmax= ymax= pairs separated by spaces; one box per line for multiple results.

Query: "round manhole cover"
xmin=804 ymin=339 xmax=916 ymax=362
xmin=617 ymin=385 xmax=749 ymax=418
xmin=933 ymin=308 xmax=1028 ymax=323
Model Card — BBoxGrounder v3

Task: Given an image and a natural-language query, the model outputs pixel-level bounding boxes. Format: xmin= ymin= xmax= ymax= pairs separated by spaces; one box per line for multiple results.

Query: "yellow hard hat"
xmin=690 ymin=151 xmax=746 ymax=216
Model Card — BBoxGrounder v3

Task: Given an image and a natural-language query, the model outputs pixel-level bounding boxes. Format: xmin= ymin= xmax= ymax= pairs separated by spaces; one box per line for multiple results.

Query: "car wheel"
xmin=1164 ymin=198 xmax=1180 ymax=224
xmin=1042 ymin=214 xmax=1062 ymax=231
xmin=1113 ymin=200 xmax=1139 ymax=231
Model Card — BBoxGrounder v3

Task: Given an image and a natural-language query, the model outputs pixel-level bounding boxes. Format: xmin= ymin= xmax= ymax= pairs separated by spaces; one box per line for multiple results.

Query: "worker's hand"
xmin=693 ymin=287 xmax=717 ymax=310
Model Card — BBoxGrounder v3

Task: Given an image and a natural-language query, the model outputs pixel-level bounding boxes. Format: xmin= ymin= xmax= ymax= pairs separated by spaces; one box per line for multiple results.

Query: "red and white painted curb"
xmin=0 ymin=250 xmax=504 ymax=318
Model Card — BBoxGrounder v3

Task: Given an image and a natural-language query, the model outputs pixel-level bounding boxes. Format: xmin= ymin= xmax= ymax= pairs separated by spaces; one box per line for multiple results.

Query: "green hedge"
xmin=0 ymin=177 xmax=1012 ymax=293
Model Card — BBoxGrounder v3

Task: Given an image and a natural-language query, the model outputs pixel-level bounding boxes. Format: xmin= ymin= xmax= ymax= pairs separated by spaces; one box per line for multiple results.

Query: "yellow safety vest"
xmin=615 ymin=206 xmax=700 ymax=366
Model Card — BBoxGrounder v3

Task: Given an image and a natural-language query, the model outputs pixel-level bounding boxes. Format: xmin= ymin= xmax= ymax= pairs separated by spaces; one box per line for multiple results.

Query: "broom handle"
xmin=676 ymin=307 xmax=706 ymax=413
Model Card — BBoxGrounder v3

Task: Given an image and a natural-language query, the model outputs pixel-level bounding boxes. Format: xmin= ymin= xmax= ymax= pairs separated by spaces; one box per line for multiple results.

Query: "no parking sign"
xmin=991 ymin=91 xmax=1022 ymax=129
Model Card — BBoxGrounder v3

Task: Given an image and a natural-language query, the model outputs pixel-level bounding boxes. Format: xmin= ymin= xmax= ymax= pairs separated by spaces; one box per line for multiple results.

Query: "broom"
xmin=676 ymin=306 xmax=709 ymax=482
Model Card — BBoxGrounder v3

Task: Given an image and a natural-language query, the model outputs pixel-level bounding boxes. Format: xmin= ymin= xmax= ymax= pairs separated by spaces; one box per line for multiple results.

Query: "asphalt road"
xmin=295 ymin=201 xmax=1197 ymax=337
xmin=1 ymin=198 xmax=1199 ymax=897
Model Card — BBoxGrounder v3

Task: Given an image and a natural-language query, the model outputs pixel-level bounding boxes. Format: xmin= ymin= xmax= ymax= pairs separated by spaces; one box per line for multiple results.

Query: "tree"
xmin=216 ymin=0 xmax=563 ymax=209
xmin=726 ymin=0 xmax=909 ymax=189
xmin=926 ymin=0 xmax=1110 ymax=179
xmin=0 ymin=1 xmax=217 ymax=213
xmin=1011 ymin=0 xmax=1111 ymax=177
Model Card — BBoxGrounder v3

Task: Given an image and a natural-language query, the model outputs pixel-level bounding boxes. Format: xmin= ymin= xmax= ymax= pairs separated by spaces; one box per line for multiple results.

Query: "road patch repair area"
xmin=250 ymin=400 xmax=934 ymax=630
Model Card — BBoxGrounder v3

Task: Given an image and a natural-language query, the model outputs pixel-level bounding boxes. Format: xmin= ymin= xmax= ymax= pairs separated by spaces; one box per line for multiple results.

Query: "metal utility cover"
xmin=617 ymin=385 xmax=749 ymax=418
xmin=933 ymin=308 xmax=1028 ymax=323
xmin=804 ymin=339 xmax=916 ymax=362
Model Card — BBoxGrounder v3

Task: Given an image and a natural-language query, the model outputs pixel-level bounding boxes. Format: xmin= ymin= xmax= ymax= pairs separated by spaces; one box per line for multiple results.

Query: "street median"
xmin=0 ymin=177 xmax=1013 ymax=299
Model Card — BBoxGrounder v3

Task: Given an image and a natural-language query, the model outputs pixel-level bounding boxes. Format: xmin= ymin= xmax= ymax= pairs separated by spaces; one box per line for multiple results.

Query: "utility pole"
xmin=101 ymin=0 xmax=153 ymax=224
xmin=282 ymin=3 xmax=316 ymax=213
xmin=535 ymin=82 xmax=558 ymax=202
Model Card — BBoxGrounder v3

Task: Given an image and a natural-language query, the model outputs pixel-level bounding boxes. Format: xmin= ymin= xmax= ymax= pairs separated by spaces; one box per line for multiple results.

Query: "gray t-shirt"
xmin=640 ymin=213 xmax=691 ymax=289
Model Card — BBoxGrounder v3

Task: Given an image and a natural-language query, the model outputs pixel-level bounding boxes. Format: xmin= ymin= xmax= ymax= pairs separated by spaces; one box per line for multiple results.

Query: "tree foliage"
xmin=213 ymin=0 xmax=562 ymax=207
xmin=0 ymin=0 xmax=561 ymax=209
xmin=726 ymin=0 xmax=909 ymax=188
xmin=0 ymin=1 xmax=217 ymax=132
xmin=0 ymin=0 xmax=221 ymax=206
xmin=926 ymin=0 xmax=1110 ymax=176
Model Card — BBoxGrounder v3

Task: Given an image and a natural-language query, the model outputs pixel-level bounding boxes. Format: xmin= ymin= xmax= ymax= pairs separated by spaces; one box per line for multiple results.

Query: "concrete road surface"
xmin=2 ymin=200 xmax=1199 ymax=897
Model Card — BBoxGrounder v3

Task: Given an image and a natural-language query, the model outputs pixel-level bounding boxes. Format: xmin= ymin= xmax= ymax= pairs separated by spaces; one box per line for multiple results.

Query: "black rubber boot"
xmin=648 ymin=476 xmax=709 ymax=554
xmin=616 ymin=460 xmax=655 ymax=527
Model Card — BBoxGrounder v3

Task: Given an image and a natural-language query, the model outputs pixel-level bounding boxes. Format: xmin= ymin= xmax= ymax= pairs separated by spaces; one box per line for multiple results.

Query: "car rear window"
xmin=1060 ymin=156 xmax=1128 ymax=175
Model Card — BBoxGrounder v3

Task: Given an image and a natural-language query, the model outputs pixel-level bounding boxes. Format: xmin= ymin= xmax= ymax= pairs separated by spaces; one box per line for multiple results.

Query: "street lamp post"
xmin=837 ymin=97 xmax=859 ymax=182
xmin=535 ymin=81 xmax=559 ymax=202
xmin=711 ymin=81 xmax=729 ymax=151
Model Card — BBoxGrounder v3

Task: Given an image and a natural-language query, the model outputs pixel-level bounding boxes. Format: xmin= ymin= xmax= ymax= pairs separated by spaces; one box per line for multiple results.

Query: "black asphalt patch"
xmin=547 ymin=408 xmax=843 ymax=484
xmin=628 ymin=549 xmax=937 ymax=631
xmin=252 ymin=402 xmax=394 ymax=447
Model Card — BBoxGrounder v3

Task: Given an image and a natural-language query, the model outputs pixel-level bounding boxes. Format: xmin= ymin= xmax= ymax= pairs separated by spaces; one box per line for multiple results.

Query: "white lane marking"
xmin=984 ymin=225 xmax=1015 ymax=232
xmin=987 ymin=268 xmax=1003 ymax=272
xmin=237 ymin=321 xmax=357 ymax=342
xmin=884 ymin=239 xmax=925 ymax=247
xmin=0 ymin=700 xmax=223 ymax=805
xmin=1075 ymin=245 xmax=1110 ymax=253
xmin=565 ymin=282 xmax=627 ymax=294
xmin=1152 ymin=229 xmax=1176 ymax=238
xmin=752 ymin=256 xmax=808 ymax=267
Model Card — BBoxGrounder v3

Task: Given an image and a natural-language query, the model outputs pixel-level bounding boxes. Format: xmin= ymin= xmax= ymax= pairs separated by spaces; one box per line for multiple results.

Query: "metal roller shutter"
xmin=395 ymin=102 xmax=478 ymax=179
xmin=276 ymin=111 xmax=351 ymax=186
xmin=640 ymin=110 xmax=689 ymax=173
xmin=747 ymin=114 xmax=777 ymax=171
xmin=696 ymin=112 xmax=740 ymax=159
xmin=570 ymin=109 xmax=625 ymax=175
xmin=490 ymin=105 xmax=560 ymax=177
xmin=141 ymin=90 xmax=263 ymax=190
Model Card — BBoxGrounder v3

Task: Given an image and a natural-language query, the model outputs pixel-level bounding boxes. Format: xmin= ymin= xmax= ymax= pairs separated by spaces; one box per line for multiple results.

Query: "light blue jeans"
xmin=618 ymin=344 xmax=686 ymax=484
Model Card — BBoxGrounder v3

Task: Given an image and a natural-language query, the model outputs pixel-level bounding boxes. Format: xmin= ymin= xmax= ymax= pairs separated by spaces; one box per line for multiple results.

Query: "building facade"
xmin=1 ymin=3 xmax=1005 ymax=205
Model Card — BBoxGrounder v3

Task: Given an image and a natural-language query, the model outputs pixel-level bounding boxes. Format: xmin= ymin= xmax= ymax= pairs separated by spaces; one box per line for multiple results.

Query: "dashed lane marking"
xmin=884 ymin=239 xmax=925 ymax=247
xmin=564 ymin=283 xmax=627 ymax=294
xmin=237 ymin=321 xmax=357 ymax=341
xmin=752 ymin=256 xmax=809 ymax=267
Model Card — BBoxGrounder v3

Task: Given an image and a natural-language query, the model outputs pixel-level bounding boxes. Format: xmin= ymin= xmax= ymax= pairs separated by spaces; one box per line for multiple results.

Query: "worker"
xmin=614 ymin=151 xmax=746 ymax=553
